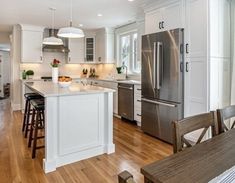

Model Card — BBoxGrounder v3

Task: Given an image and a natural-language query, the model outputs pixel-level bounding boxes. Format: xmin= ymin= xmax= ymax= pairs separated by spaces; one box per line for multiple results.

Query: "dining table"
xmin=141 ymin=128 xmax=235 ymax=183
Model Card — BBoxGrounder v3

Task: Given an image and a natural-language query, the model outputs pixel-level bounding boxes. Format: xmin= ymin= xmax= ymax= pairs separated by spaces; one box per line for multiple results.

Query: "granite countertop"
xmin=25 ymin=81 xmax=114 ymax=97
xmin=20 ymin=76 xmax=141 ymax=85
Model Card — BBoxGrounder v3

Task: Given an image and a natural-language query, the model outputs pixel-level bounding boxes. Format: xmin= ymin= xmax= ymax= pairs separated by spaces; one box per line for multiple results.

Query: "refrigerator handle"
xmin=153 ymin=42 xmax=157 ymax=89
xmin=157 ymin=42 xmax=163 ymax=90
xmin=142 ymin=98 xmax=177 ymax=108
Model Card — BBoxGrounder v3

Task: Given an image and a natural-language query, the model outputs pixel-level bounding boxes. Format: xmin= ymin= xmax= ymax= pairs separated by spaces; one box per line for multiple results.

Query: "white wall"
xmin=0 ymin=32 xmax=10 ymax=44
xmin=0 ymin=51 xmax=10 ymax=84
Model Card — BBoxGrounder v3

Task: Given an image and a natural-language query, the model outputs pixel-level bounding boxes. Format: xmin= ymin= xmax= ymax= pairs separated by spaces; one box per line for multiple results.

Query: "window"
xmin=119 ymin=32 xmax=140 ymax=73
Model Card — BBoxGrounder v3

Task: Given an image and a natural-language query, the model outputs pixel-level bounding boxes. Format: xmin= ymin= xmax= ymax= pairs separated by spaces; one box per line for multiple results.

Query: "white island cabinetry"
xmin=25 ymin=82 xmax=115 ymax=173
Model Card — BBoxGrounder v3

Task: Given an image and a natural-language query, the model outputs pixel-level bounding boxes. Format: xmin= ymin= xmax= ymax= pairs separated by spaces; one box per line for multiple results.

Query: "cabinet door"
xmin=145 ymin=9 xmax=163 ymax=34
xmin=185 ymin=0 xmax=207 ymax=58
xmin=21 ymin=30 xmax=43 ymax=63
xmin=68 ymin=38 xmax=85 ymax=63
xmin=85 ymin=37 xmax=95 ymax=62
xmin=184 ymin=57 xmax=208 ymax=118
xmin=163 ymin=2 xmax=183 ymax=31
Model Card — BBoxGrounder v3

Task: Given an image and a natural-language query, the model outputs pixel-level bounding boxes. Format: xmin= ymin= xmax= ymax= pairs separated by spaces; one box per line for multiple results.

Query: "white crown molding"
xmin=144 ymin=0 xmax=180 ymax=13
xmin=19 ymin=24 xmax=45 ymax=32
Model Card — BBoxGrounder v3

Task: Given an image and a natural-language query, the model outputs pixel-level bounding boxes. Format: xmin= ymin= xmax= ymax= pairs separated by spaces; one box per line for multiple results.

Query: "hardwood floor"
xmin=0 ymin=99 xmax=172 ymax=183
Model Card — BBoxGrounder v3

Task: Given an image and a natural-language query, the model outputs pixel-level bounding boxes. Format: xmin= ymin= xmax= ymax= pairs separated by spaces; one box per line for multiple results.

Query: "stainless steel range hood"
xmin=43 ymin=29 xmax=70 ymax=53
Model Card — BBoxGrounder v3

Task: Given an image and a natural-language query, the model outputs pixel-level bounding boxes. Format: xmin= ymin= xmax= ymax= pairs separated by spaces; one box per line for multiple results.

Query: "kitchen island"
xmin=25 ymin=81 xmax=115 ymax=173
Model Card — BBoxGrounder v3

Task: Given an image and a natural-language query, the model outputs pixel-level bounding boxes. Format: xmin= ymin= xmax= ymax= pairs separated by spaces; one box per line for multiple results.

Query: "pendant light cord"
xmin=50 ymin=7 xmax=56 ymax=36
xmin=70 ymin=0 xmax=73 ymax=27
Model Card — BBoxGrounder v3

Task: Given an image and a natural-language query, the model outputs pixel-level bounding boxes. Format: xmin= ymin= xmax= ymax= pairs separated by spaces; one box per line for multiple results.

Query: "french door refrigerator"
xmin=141 ymin=28 xmax=184 ymax=144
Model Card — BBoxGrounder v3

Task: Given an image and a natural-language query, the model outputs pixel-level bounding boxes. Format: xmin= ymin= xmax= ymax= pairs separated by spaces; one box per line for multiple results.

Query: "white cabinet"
xmin=95 ymin=28 xmax=115 ymax=63
xmin=185 ymin=0 xmax=207 ymax=58
xmin=184 ymin=0 xmax=208 ymax=117
xmin=184 ymin=0 xmax=231 ymax=118
xmin=145 ymin=1 xmax=183 ymax=34
xmin=89 ymin=79 xmax=118 ymax=115
xmin=134 ymin=84 xmax=142 ymax=126
xmin=68 ymin=38 xmax=85 ymax=63
xmin=20 ymin=25 xmax=44 ymax=63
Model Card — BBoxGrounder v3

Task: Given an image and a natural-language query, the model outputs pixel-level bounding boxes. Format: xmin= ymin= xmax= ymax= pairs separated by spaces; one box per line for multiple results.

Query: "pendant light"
xmin=57 ymin=0 xmax=84 ymax=38
xmin=43 ymin=7 xmax=63 ymax=45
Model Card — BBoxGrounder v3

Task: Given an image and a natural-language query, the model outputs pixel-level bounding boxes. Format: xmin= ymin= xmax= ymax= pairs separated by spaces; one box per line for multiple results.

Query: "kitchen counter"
xmin=25 ymin=81 xmax=114 ymax=97
xmin=87 ymin=78 xmax=141 ymax=85
xmin=24 ymin=81 xmax=115 ymax=173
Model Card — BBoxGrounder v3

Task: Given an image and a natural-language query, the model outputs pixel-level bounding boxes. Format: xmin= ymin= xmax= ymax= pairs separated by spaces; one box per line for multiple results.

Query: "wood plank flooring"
xmin=0 ymin=99 xmax=172 ymax=183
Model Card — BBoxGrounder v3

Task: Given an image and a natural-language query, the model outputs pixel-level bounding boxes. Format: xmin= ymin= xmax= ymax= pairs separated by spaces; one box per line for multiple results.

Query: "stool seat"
xmin=24 ymin=93 xmax=43 ymax=100
xmin=30 ymin=99 xmax=45 ymax=110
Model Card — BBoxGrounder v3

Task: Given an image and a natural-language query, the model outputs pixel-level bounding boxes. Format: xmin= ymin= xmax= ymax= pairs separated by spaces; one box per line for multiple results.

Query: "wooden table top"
xmin=141 ymin=128 xmax=235 ymax=183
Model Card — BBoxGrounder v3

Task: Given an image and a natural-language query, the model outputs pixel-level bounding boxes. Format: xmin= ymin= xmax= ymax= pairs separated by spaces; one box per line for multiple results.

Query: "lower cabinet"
xmin=134 ymin=84 xmax=142 ymax=126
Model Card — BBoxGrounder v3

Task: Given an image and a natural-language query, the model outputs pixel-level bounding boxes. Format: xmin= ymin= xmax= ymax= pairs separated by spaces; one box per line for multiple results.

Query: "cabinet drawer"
xmin=134 ymin=98 xmax=141 ymax=109
xmin=134 ymin=109 xmax=141 ymax=122
xmin=134 ymin=85 xmax=142 ymax=95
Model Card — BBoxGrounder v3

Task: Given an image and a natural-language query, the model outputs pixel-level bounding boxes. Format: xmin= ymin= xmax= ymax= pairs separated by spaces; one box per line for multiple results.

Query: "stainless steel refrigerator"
xmin=141 ymin=28 xmax=184 ymax=144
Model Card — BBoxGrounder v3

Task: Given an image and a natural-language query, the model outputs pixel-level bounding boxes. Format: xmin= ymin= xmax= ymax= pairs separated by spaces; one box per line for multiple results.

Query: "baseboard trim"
xmin=11 ymin=102 xmax=21 ymax=111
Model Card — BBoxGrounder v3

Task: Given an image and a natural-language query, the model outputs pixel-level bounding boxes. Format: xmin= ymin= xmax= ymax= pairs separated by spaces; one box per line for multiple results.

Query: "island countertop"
xmin=25 ymin=81 xmax=114 ymax=97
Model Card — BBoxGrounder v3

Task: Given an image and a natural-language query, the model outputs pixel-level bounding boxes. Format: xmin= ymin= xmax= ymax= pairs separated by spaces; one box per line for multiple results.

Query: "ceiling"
xmin=0 ymin=0 xmax=155 ymax=33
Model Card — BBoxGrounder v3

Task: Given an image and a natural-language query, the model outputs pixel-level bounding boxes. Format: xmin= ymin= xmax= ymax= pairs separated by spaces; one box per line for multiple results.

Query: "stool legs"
xmin=24 ymin=103 xmax=32 ymax=138
xmin=22 ymin=99 xmax=29 ymax=132
xmin=32 ymin=111 xmax=40 ymax=159
xmin=28 ymin=108 xmax=36 ymax=148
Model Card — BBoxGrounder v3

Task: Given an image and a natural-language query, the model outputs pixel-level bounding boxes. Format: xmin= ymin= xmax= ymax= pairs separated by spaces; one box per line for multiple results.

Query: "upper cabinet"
xmin=20 ymin=25 xmax=44 ymax=63
xmin=96 ymin=28 xmax=115 ymax=64
xmin=85 ymin=37 xmax=95 ymax=62
xmin=68 ymin=38 xmax=85 ymax=63
xmin=145 ymin=1 xmax=183 ymax=34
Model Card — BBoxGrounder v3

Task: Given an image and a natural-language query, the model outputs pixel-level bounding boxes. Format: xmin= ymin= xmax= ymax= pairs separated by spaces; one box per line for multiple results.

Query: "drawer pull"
xmin=137 ymin=99 xmax=141 ymax=102
xmin=137 ymin=114 xmax=141 ymax=116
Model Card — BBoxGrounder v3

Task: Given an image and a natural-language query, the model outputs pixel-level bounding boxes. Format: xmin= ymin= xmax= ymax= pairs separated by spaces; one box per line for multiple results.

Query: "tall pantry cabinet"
xmin=144 ymin=0 xmax=231 ymax=119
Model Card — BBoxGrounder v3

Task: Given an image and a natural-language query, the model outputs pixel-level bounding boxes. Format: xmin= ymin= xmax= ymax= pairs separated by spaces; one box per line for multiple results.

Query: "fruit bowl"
xmin=58 ymin=81 xmax=72 ymax=88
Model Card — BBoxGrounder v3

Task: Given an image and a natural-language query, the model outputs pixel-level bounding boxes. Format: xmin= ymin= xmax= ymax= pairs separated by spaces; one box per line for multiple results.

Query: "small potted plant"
xmin=50 ymin=59 xmax=60 ymax=83
xmin=26 ymin=70 xmax=34 ymax=79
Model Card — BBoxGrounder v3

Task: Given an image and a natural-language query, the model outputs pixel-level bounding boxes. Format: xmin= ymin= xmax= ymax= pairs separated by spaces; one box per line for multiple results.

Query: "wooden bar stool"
xmin=28 ymin=98 xmax=45 ymax=159
xmin=22 ymin=93 xmax=43 ymax=138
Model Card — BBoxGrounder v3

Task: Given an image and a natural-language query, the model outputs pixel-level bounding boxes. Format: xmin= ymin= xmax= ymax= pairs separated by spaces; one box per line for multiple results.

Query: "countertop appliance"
xmin=118 ymin=83 xmax=134 ymax=121
xmin=141 ymin=28 xmax=184 ymax=144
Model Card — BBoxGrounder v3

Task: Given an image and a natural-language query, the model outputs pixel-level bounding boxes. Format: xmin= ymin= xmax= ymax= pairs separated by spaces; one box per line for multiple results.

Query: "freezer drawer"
xmin=141 ymin=98 xmax=183 ymax=143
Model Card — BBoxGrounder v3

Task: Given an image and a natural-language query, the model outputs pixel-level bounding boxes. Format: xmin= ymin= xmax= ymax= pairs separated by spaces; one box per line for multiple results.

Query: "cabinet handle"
xmin=137 ymin=114 xmax=141 ymax=117
xmin=137 ymin=88 xmax=141 ymax=91
xmin=162 ymin=21 xmax=164 ymax=29
xmin=40 ymin=56 xmax=43 ymax=61
xmin=69 ymin=57 xmax=71 ymax=62
xmin=137 ymin=99 xmax=141 ymax=102
xmin=186 ymin=62 xmax=189 ymax=72
xmin=186 ymin=43 xmax=189 ymax=54
xmin=159 ymin=22 xmax=162 ymax=29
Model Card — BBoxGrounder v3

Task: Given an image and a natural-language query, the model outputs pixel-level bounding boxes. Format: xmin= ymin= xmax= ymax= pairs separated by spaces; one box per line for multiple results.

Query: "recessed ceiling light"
xmin=79 ymin=24 xmax=83 ymax=27
xmin=128 ymin=0 xmax=135 ymax=1
xmin=97 ymin=13 xmax=103 ymax=17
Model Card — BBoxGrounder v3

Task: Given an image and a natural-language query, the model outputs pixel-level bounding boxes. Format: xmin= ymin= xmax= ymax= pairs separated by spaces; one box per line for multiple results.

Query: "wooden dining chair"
xmin=217 ymin=105 xmax=235 ymax=134
xmin=172 ymin=111 xmax=219 ymax=153
xmin=118 ymin=171 xmax=136 ymax=183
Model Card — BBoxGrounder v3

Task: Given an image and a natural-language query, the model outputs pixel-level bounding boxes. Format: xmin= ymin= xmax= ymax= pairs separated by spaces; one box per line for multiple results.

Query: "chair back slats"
xmin=217 ymin=105 xmax=235 ymax=134
xmin=172 ymin=111 xmax=219 ymax=153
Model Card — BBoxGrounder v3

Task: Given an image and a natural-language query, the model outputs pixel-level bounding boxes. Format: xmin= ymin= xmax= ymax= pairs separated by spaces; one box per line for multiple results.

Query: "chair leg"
xmin=28 ymin=109 xmax=35 ymax=148
xmin=32 ymin=111 xmax=40 ymax=159
xmin=24 ymin=104 xmax=31 ymax=138
xmin=22 ymin=99 xmax=29 ymax=132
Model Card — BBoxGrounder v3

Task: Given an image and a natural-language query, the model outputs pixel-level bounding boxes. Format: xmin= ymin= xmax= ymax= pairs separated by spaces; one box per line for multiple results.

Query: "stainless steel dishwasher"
xmin=118 ymin=83 xmax=134 ymax=121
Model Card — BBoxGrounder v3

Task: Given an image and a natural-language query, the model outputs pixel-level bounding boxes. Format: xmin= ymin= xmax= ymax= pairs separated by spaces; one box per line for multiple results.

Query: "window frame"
xmin=117 ymin=30 xmax=140 ymax=74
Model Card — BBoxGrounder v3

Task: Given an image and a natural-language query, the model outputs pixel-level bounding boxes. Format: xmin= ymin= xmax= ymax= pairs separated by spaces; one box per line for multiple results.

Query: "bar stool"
xmin=22 ymin=93 xmax=43 ymax=138
xmin=28 ymin=98 xmax=45 ymax=159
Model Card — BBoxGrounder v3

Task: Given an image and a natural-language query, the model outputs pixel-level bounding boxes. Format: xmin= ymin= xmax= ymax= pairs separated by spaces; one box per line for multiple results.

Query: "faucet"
xmin=122 ymin=62 xmax=128 ymax=79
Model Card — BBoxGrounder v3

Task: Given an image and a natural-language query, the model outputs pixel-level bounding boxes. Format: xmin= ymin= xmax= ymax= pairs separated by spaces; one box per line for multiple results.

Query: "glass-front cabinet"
xmin=85 ymin=37 xmax=95 ymax=62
